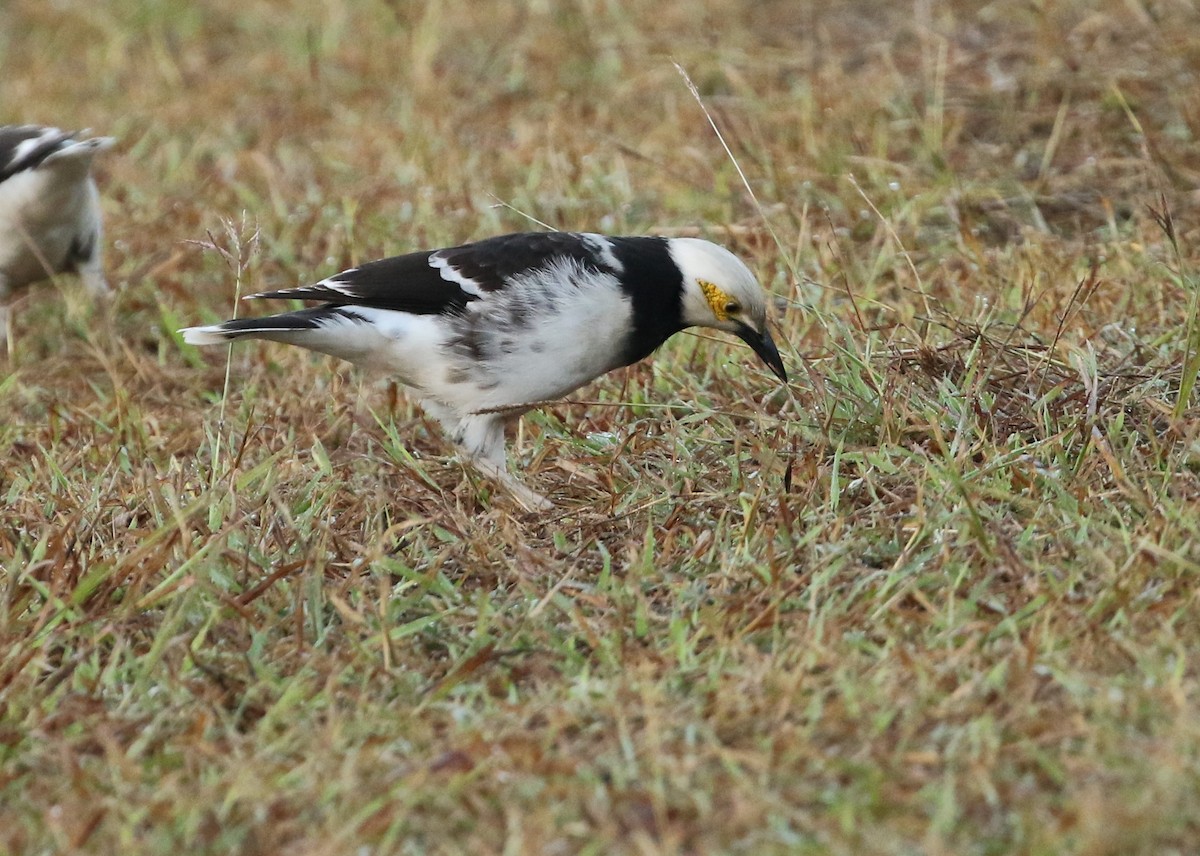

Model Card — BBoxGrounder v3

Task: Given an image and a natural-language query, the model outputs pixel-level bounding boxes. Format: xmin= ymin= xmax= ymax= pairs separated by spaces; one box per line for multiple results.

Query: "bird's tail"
xmin=180 ymin=308 xmax=334 ymax=345
xmin=179 ymin=306 xmax=391 ymax=367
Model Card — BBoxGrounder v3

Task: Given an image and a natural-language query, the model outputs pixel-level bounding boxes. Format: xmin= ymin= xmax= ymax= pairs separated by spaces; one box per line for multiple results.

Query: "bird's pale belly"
xmin=431 ymin=291 xmax=635 ymax=412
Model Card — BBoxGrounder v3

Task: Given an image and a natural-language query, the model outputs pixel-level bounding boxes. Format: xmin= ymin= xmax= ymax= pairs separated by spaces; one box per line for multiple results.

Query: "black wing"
xmin=0 ymin=125 xmax=76 ymax=183
xmin=247 ymin=231 xmax=621 ymax=316
xmin=250 ymin=248 xmax=475 ymax=314
xmin=431 ymin=231 xmax=619 ymax=291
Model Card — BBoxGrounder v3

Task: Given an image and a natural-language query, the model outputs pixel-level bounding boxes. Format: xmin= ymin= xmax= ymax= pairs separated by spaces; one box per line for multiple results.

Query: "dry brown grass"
xmin=5 ymin=0 xmax=1200 ymax=853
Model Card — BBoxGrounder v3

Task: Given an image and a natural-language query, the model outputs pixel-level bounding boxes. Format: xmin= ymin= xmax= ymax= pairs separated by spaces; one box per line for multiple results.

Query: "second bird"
xmin=0 ymin=125 xmax=115 ymax=352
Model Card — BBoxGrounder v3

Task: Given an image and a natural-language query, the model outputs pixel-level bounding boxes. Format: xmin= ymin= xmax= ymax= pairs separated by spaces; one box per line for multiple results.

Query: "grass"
xmin=4 ymin=0 xmax=1200 ymax=852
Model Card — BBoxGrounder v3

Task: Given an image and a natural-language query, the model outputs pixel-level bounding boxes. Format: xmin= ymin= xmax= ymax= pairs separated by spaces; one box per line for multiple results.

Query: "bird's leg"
xmin=76 ymin=252 xmax=110 ymax=298
xmin=457 ymin=414 xmax=552 ymax=512
xmin=0 ymin=278 xmax=11 ymax=360
xmin=1 ymin=303 xmax=10 ymax=361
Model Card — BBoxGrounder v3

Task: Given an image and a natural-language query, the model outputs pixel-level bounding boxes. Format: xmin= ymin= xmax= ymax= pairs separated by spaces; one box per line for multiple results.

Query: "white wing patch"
xmin=429 ymin=252 xmax=485 ymax=297
xmin=312 ymin=271 xmax=363 ymax=297
xmin=580 ymin=233 xmax=624 ymax=274
xmin=244 ymin=270 xmax=362 ymax=301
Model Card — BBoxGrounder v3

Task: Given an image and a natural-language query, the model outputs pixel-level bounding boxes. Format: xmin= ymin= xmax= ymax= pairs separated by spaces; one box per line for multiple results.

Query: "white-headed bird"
xmin=182 ymin=231 xmax=788 ymax=509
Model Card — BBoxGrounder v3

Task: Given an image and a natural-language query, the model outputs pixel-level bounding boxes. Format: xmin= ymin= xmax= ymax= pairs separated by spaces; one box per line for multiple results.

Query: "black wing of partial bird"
xmin=246 ymin=231 xmax=619 ymax=316
xmin=0 ymin=125 xmax=77 ymax=183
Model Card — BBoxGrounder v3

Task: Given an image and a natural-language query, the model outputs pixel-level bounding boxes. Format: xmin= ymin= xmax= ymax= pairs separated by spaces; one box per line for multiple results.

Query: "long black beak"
xmin=735 ymin=323 xmax=788 ymax=383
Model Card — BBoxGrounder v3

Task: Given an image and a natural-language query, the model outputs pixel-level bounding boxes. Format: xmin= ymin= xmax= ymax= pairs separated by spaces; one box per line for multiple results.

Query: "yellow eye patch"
xmin=698 ymin=279 xmax=736 ymax=321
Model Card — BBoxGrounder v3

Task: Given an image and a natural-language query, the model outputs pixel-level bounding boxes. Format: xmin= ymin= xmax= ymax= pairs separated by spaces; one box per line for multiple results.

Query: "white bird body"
xmin=0 ymin=125 xmax=115 ymax=350
xmin=182 ymin=231 xmax=787 ymax=509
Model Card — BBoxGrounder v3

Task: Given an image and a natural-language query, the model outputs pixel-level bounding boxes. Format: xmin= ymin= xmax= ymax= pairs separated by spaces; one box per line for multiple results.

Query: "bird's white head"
xmin=667 ymin=237 xmax=787 ymax=382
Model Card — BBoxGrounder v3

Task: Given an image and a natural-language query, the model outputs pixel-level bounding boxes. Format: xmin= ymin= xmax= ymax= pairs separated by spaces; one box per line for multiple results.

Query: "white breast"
xmin=0 ymin=167 xmax=97 ymax=290
xmin=428 ymin=263 xmax=634 ymax=414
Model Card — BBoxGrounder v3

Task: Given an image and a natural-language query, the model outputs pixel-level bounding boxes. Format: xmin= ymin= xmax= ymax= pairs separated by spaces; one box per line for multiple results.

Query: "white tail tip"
xmin=180 ymin=326 xmax=230 ymax=345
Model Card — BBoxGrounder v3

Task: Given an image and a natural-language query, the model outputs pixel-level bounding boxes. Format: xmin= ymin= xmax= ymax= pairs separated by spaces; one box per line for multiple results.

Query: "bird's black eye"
xmin=724 ymin=300 xmax=741 ymax=315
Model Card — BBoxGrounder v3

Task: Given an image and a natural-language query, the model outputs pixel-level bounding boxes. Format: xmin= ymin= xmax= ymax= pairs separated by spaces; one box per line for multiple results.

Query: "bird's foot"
xmin=80 ymin=270 xmax=111 ymax=298
xmin=469 ymin=456 xmax=552 ymax=512
xmin=501 ymin=477 xmax=553 ymax=513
